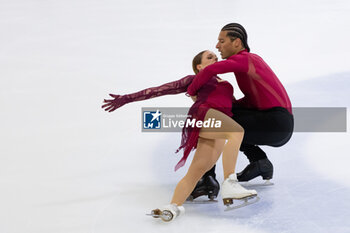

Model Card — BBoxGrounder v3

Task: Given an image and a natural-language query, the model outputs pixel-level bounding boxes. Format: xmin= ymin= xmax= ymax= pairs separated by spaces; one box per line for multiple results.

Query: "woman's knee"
xmin=197 ymin=161 xmax=213 ymax=174
xmin=227 ymin=125 xmax=244 ymax=142
xmin=237 ymin=126 xmax=245 ymax=141
xmin=197 ymin=137 xmax=216 ymax=148
xmin=189 ymin=160 xmax=213 ymax=177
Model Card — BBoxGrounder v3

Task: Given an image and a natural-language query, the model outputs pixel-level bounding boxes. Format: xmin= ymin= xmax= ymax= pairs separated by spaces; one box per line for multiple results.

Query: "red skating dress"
xmin=175 ymin=76 xmax=233 ymax=171
xmin=113 ymin=75 xmax=234 ymax=171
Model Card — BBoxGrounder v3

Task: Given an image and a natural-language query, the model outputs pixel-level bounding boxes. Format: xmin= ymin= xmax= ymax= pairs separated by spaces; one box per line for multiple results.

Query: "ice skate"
xmin=221 ymin=173 xmax=258 ymax=209
xmin=237 ymin=158 xmax=274 ymax=184
xmin=206 ymin=175 xmax=220 ymax=200
xmin=147 ymin=204 xmax=185 ymax=222
xmin=187 ymin=174 xmax=220 ymax=202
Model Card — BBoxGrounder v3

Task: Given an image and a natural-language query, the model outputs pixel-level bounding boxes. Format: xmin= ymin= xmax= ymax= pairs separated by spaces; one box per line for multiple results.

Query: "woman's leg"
xmin=170 ymin=108 xmax=244 ymax=206
xmin=199 ymin=108 xmax=244 ymax=179
xmin=171 ymin=137 xmax=225 ymax=206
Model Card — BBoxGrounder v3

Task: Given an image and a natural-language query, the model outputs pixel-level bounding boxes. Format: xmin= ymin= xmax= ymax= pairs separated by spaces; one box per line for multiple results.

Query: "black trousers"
xmin=206 ymin=107 xmax=294 ymax=177
xmin=232 ymin=106 xmax=294 ymax=162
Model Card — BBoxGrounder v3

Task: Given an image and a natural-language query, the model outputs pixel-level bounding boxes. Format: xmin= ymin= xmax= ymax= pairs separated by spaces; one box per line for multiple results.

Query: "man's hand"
xmin=189 ymin=95 xmax=197 ymax=102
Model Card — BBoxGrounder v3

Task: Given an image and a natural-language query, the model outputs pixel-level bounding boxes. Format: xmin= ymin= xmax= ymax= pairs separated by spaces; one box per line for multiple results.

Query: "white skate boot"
xmin=221 ymin=173 xmax=258 ymax=206
xmin=148 ymin=204 xmax=185 ymax=222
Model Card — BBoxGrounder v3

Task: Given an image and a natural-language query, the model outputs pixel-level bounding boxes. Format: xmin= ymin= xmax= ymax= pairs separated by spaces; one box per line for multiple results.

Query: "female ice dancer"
xmin=102 ymin=50 xmax=257 ymax=221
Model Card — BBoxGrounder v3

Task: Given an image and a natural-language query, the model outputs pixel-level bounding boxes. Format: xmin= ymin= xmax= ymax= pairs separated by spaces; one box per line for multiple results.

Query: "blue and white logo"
xmin=143 ymin=110 xmax=162 ymax=129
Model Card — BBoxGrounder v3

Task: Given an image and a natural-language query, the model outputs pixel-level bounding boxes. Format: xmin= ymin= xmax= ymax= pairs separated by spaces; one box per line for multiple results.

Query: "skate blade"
xmin=147 ymin=209 xmax=173 ymax=222
xmin=240 ymin=179 xmax=274 ymax=188
xmin=186 ymin=199 xmax=218 ymax=204
xmin=186 ymin=195 xmax=218 ymax=204
xmin=263 ymin=179 xmax=274 ymax=186
xmin=223 ymin=195 xmax=260 ymax=211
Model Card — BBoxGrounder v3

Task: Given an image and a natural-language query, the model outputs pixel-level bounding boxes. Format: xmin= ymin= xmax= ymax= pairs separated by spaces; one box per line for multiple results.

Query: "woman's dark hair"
xmin=221 ymin=23 xmax=250 ymax=52
xmin=192 ymin=50 xmax=206 ymax=74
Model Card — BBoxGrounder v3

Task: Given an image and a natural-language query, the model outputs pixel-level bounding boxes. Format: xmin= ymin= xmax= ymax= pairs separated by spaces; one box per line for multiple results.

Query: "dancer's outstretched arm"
xmin=102 ymin=75 xmax=195 ymax=112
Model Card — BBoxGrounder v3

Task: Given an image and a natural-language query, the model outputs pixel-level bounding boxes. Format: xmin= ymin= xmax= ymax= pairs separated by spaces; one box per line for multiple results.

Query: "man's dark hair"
xmin=221 ymin=23 xmax=250 ymax=52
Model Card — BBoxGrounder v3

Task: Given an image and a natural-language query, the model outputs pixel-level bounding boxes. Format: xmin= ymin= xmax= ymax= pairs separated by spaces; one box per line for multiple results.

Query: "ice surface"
xmin=0 ymin=0 xmax=349 ymax=233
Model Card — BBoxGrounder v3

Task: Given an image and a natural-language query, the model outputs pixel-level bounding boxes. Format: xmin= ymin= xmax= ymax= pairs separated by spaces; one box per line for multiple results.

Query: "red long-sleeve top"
xmin=187 ymin=50 xmax=292 ymax=114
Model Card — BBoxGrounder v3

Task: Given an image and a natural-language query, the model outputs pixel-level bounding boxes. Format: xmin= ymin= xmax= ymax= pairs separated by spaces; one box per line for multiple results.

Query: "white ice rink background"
xmin=0 ymin=0 xmax=349 ymax=232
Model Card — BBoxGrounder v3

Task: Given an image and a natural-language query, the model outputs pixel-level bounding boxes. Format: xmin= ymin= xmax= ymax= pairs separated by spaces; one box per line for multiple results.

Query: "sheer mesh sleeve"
xmin=104 ymin=75 xmax=195 ymax=111
xmin=124 ymin=75 xmax=195 ymax=103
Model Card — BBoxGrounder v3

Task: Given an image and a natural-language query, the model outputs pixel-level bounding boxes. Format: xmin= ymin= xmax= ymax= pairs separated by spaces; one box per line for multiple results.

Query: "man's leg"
xmin=232 ymin=107 xmax=294 ymax=181
xmin=192 ymin=107 xmax=293 ymax=194
xmin=240 ymin=144 xmax=267 ymax=163
xmin=237 ymin=144 xmax=273 ymax=181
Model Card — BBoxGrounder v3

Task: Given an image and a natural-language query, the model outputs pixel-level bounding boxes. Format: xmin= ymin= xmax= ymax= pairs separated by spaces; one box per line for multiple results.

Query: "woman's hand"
xmin=102 ymin=94 xmax=128 ymax=112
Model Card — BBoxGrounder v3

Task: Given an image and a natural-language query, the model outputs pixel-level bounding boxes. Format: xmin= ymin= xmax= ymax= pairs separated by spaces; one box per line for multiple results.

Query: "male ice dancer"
xmin=188 ymin=23 xmax=294 ymax=200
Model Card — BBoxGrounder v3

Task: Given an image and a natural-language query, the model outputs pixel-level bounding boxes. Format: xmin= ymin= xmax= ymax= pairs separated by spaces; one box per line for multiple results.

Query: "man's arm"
xmin=187 ymin=58 xmax=247 ymax=96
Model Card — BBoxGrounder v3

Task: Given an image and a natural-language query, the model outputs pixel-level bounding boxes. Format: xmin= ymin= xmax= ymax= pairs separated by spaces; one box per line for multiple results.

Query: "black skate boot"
xmin=187 ymin=174 xmax=220 ymax=201
xmin=187 ymin=177 xmax=207 ymax=200
xmin=205 ymin=175 xmax=220 ymax=200
xmin=237 ymin=158 xmax=273 ymax=182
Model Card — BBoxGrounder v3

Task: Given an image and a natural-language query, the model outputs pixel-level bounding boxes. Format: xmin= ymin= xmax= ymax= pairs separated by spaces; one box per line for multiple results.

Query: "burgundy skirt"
xmin=174 ymin=101 xmax=233 ymax=171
